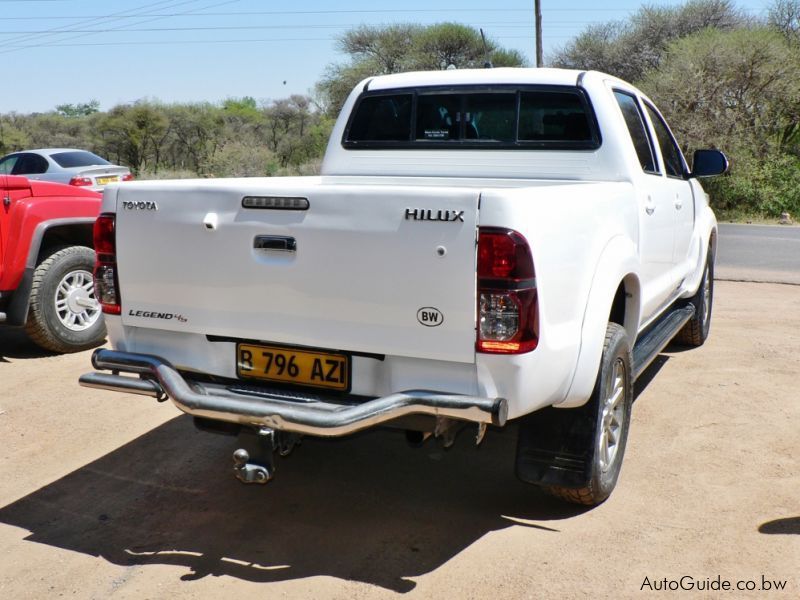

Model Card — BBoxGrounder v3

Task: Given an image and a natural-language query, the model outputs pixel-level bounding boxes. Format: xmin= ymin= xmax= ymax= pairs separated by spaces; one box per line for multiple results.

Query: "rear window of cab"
xmin=343 ymin=85 xmax=601 ymax=150
xmin=51 ymin=151 xmax=110 ymax=168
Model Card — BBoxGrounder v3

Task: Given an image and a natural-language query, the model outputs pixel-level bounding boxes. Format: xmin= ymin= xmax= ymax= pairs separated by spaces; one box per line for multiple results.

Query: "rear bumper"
xmin=79 ymin=349 xmax=508 ymax=436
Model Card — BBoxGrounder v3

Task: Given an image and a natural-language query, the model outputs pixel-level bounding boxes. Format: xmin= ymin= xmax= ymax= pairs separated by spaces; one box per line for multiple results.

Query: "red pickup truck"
xmin=0 ymin=174 xmax=105 ymax=352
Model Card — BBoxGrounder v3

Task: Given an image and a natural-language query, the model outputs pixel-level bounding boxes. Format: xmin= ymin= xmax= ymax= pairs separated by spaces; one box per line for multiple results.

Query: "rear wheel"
xmin=516 ymin=323 xmax=633 ymax=506
xmin=25 ymin=246 xmax=106 ymax=353
xmin=545 ymin=323 xmax=633 ymax=505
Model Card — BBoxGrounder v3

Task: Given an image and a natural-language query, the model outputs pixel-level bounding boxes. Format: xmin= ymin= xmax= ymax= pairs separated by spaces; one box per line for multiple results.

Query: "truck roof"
xmin=322 ymin=67 xmax=641 ymax=182
xmin=364 ymin=67 xmax=591 ymax=91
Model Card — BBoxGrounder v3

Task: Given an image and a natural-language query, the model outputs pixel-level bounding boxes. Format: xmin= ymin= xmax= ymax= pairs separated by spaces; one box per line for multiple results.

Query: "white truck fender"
xmin=556 ymin=234 xmax=641 ymax=408
xmin=681 ymin=202 xmax=718 ymax=299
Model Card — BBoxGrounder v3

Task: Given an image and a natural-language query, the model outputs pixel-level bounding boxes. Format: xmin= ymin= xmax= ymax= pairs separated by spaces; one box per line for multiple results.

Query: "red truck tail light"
xmin=93 ymin=213 xmax=122 ymax=315
xmin=477 ymin=228 xmax=538 ymax=354
xmin=69 ymin=176 xmax=93 ymax=187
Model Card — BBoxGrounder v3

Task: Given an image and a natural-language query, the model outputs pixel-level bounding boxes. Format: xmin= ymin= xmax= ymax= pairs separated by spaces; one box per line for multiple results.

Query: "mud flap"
xmin=514 ymin=404 xmax=596 ymax=489
xmin=4 ymin=267 xmax=34 ymax=326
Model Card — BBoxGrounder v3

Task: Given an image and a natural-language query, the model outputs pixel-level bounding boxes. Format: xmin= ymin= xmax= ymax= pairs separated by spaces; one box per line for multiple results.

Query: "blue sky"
xmin=1 ymin=0 xmax=773 ymax=113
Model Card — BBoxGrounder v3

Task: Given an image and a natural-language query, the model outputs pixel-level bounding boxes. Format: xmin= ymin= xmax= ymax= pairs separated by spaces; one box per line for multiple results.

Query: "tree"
xmin=317 ymin=23 xmax=525 ymax=116
xmin=164 ymin=103 xmax=224 ymax=174
xmin=550 ymin=0 xmax=745 ymax=82
xmin=411 ymin=23 xmax=502 ymax=70
xmin=640 ymin=27 xmax=800 ymax=215
xmin=769 ymin=0 xmax=800 ymax=43
xmin=94 ymin=102 xmax=168 ymax=173
xmin=0 ymin=116 xmax=29 ymax=155
xmin=339 ymin=24 xmax=421 ymax=73
xmin=55 ymin=100 xmax=100 ymax=118
xmin=640 ymin=28 xmax=800 ymax=151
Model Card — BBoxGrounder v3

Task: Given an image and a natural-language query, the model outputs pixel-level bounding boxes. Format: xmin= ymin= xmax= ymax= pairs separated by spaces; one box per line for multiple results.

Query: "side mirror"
xmin=690 ymin=149 xmax=728 ymax=178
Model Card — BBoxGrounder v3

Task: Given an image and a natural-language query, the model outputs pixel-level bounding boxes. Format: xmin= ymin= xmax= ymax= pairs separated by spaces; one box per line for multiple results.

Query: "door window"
xmin=644 ymin=103 xmax=687 ymax=178
xmin=10 ymin=153 xmax=49 ymax=175
xmin=0 ymin=155 xmax=18 ymax=175
xmin=613 ymin=91 xmax=658 ymax=174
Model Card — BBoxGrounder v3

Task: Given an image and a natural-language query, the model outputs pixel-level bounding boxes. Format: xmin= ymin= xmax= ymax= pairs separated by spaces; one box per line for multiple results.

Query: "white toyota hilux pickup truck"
xmin=80 ymin=68 xmax=727 ymax=505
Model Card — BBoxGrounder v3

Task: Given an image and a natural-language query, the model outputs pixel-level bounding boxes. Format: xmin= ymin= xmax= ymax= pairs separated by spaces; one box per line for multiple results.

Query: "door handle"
xmin=254 ymin=235 xmax=296 ymax=252
xmin=644 ymin=195 xmax=656 ymax=215
xmin=674 ymin=196 xmax=683 ymax=210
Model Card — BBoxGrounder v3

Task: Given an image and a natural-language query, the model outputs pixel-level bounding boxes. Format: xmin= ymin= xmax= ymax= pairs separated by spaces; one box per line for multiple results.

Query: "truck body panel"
xmin=1 ymin=175 xmax=99 ymax=291
xmin=80 ymin=68 xmax=724 ymax=502
xmin=115 ymin=178 xmax=481 ymax=364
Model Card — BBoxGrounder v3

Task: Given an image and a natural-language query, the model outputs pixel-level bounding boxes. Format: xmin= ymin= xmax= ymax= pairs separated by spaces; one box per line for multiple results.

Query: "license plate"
xmin=237 ymin=343 xmax=349 ymax=391
xmin=96 ymin=176 xmax=119 ymax=185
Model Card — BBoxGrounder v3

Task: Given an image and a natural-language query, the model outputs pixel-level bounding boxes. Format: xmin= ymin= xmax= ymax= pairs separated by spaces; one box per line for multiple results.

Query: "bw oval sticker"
xmin=417 ymin=307 xmax=444 ymax=327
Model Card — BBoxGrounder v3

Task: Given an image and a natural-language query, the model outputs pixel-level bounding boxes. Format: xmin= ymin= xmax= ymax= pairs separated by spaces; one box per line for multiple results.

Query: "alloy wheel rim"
xmin=702 ymin=262 xmax=711 ymax=323
xmin=599 ymin=357 xmax=626 ymax=472
xmin=54 ymin=269 xmax=101 ymax=332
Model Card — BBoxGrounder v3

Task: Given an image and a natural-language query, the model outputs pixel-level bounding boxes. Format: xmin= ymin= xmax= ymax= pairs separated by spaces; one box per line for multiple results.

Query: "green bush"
xmin=137 ymin=168 xmax=198 ymax=180
xmin=206 ymin=142 xmax=274 ymax=177
xmin=705 ymin=153 xmax=800 ymax=217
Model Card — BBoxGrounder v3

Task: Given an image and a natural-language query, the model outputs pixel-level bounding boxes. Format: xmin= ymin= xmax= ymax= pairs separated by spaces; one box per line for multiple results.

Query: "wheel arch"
xmin=708 ymin=226 xmax=717 ymax=261
xmin=27 ymin=218 xmax=96 ymax=269
xmin=556 ymin=235 xmax=640 ymax=409
xmin=4 ymin=218 xmax=96 ymax=327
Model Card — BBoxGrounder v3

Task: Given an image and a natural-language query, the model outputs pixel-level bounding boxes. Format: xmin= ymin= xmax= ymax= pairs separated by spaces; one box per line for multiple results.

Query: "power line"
xmin=0 ymin=8 xmax=635 ymax=20
xmin=0 ymin=35 xmax=584 ymax=49
xmin=0 ymin=22 xmax=623 ymax=35
xmin=0 ymin=0 xmax=242 ymax=53
xmin=0 ymin=0 xmax=200 ymax=47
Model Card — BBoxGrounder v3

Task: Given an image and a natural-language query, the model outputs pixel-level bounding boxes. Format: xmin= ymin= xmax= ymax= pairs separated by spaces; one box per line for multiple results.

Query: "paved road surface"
xmin=1 ymin=281 xmax=799 ymax=598
xmin=717 ymin=223 xmax=800 ymax=283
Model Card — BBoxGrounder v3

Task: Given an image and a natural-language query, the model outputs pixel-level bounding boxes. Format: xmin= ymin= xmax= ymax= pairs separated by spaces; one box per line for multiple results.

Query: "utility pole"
xmin=535 ymin=0 xmax=543 ymax=67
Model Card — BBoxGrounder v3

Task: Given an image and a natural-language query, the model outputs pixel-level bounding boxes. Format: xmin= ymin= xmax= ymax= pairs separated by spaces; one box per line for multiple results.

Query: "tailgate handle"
xmin=254 ymin=235 xmax=296 ymax=252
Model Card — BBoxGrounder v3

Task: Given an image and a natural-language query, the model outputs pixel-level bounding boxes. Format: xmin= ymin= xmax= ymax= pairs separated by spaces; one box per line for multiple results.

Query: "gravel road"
xmin=0 ymin=280 xmax=798 ymax=599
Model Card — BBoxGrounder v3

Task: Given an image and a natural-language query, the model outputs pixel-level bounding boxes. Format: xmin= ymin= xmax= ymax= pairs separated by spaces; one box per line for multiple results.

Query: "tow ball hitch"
xmin=232 ymin=427 xmax=300 ymax=484
xmin=233 ymin=448 xmax=272 ymax=484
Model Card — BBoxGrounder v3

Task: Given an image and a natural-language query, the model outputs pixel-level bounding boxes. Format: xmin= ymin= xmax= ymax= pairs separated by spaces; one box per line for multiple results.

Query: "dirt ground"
xmin=0 ymin=280 xmax=798 ymax=599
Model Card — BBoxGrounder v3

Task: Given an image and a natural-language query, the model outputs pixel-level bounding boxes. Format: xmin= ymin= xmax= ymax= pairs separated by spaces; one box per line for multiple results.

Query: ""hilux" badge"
xmin=417 ymin=307 xmax=444 ymax=327
xmin=405 ymin=208 xmax=464 ymax=222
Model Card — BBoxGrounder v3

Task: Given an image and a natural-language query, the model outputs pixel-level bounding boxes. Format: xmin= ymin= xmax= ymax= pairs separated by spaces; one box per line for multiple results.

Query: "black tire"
xmin=675 ymin=245 xmax=714 ymax=347
xmin=25 ymin=246 xmax=106 ymax=353
xmin=545 ymin=323 xmax=633 ymax=506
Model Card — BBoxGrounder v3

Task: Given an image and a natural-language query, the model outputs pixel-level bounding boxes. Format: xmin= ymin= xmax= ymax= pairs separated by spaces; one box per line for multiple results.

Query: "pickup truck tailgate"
xmin=115 ymin=179 xmax=479 ymax=363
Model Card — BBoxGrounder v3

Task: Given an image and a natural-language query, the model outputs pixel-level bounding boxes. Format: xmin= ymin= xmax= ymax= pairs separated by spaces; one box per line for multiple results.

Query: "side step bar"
xmin=632 ymin=304 xmax=695 ymax=380
xmin=79 ymin=349 xmax=508 ymax=437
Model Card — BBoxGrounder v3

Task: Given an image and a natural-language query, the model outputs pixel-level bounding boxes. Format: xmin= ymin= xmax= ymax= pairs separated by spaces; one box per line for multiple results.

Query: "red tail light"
xmin=121 ymin=173 xmax=134 ymax=181
xmin=69 ymin=176 xmax=93 ymax=187
xmin=93 ymin=213 xmax=122 ymax=315
xmin=477 ymin=228 xmax=538 ymax=354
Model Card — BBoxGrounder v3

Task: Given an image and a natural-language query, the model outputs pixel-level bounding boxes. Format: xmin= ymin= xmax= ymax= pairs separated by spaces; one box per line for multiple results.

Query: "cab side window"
xmin=613 ymin=91 xmax=658 ymax=174
xmin=11 ymin=153 xmax=49 ymax=175
xmin=0 ymin=155 xmax=18 ymax=175
xmin=644 ymin=103 xmax=687 ymax=178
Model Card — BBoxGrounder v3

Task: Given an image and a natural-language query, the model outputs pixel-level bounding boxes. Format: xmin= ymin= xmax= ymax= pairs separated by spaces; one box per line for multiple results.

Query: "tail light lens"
xmin=69 ymin=177 xmax=93 ymax=187
xmin=121 ymin=173 xmax=134 ymax=182
xmin=93 ymin=213 xmax=122 ymax=315
xmin=477 ymin=228 xmax=538 ymax=354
